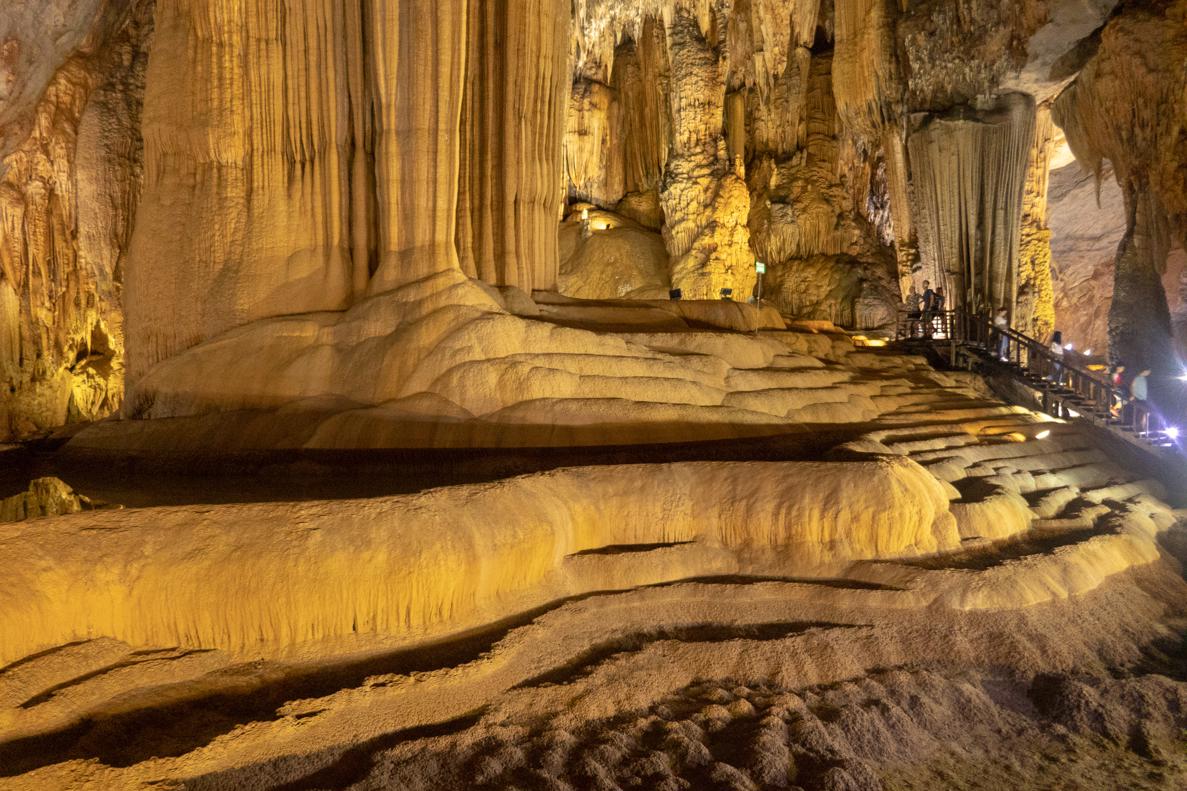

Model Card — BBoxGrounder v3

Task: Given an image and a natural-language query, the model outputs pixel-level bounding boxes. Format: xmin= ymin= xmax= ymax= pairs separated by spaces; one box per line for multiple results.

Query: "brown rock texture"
xmin=0 ymin=0 xmax=150 ymax=438
xmin=1048 ymin=161 xmax=1124 ymax=355
xmin=1053 ymin=0 xmax=1187 ymax=374
xmin=456 ymin=0 xmax=570 ymax=293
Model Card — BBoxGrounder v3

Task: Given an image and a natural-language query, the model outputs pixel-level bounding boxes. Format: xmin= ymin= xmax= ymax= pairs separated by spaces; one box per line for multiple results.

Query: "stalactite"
xmin=880 ymin=122 xmax=914 ymax=296
xmin=908 ymin=93 xmax=1036 ymax=314
xmin=0 ymin=1 xmax=150 ymax=439
xmin=564 ymin=78 xmax=626 ymax=206
xmin=613 ymin=22 xmax=672 ymax=196
xmin=455 ymin=0 xmax=570 ymax=293
xmin=1016 ymin=105 xmax=1055 ymax=340
xmin=832 ymin=0 xmax=901 ymax=143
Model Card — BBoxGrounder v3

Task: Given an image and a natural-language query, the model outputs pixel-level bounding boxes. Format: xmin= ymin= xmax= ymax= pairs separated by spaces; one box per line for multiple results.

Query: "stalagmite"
xmin=661 ymin=8 xmax=755 ymax=300
xmin=1016 ymin=105 xmax=1056 ymax=339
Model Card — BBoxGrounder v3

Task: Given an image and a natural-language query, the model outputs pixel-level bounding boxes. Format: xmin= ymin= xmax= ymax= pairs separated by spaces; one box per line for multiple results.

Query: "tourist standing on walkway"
xmin=1109 ymin=364 xmax=1127 ymax=419
xmin=992 ymin=306 xmax=1009 ymax=359
xmin=1049 ymin=331 xmax=1065 ymax=385
xmin=920 ymin=281 xmax=935 ymax=337
xmin=932 ymin=287 xmax=946 ymax=336
xmin=1130 ymin=368 xmax=1152 ymax=434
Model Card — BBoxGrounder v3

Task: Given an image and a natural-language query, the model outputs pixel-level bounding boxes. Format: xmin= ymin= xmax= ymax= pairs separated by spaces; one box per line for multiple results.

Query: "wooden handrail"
xmin=894 ymin=309 xmax=1160 ymax=438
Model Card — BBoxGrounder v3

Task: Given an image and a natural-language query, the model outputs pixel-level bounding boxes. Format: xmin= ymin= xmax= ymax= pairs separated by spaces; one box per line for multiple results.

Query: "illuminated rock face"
xmin=1053 ymin=0 xmax=1187 ymax=373
xmin=0 ymin=2 xmax=149 ymax=437
xmin=125 ymin=0 xmax=474 ymax=381
xmin=2 ymin=0 xmax=1184 ymax=436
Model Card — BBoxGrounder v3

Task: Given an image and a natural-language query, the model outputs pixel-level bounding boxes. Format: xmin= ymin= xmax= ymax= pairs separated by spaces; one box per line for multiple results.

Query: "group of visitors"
xmin=906 ymin=280 xmax=947 ymax=337
xmin=1108 ymin=362 xmax=1153 ymax=431
xmin=905 ymin=278 xmax=1160 ymax=434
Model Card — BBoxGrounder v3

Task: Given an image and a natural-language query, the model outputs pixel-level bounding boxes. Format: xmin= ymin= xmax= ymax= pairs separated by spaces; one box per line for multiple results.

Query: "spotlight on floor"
xmin=1034 ymin=429 xmax=1052 ymax=440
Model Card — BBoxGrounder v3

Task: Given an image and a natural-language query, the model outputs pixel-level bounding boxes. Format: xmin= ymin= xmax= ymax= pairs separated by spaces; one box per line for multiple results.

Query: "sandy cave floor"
xmin=1 ymin=347 xmax=1187 ymax=790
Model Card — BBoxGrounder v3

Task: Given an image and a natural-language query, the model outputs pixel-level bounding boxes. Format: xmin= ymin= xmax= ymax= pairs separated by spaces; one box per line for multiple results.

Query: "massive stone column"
xmin=908 ymin=93 xmax=1036 ymax=315
xmin=126 ymin=0 xmax=471 ymax=381
xmin=1016 ymin=105 xmax=1056 ymax=339
xmin=661 ymin=9 xmax=754 ymax=300
xmin=1109 ymin=189 xmax=1176 ymax=377
xmin=455 ymin=0 xmax=569 ymax=293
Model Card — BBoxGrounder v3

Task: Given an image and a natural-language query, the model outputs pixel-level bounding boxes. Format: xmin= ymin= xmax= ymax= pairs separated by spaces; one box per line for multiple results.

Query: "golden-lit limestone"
xmin=558 ymin=211 xmax=671 ymax=299
xmin=0 ymin=477 xmax=91 ymax=523
xmin=564 ymin=79 xmax=626 ymax=206
xmin=0 ymin=2 xmax=147 ymax=439
xmin=1017 ymin=105 xmax=1056 ymax=339
xmin=747 ymin=51 xmax=899 ymax=328
xmin=909 ymin=93 xmax=1036 ymax=312
xmin=661 ymin=9 xmax=756 ymax=300
xmin=107 ymin=270 xmax=901 ymax=450
xmin=126 ymin=0 xmax=474 ymax=380
xmin=456 ymin=0 xmax=570 ymax=292
xmin=0 ymin=455 xmax=957 ymax=665
xmin=832 ymin=0 xmax=900 ymax=142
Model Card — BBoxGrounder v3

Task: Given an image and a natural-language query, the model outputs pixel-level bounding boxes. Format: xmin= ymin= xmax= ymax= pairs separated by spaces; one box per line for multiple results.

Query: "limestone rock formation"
xmin=1048 ymin=161 xmax=1124 ymax=356
xmin=1053 ymin=0 xmax=1187 ymax=374
xmin=0 ymin=1 xmax=149 ymax=439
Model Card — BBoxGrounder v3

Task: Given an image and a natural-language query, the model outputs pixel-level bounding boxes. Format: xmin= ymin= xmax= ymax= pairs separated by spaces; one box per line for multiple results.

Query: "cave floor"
xmin=2 ymin=352 xmax=1186 ymax=791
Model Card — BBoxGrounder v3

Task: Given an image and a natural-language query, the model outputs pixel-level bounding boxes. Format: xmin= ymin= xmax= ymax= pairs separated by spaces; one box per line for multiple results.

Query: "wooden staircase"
xmin=893 ymin=310 xmax=1178 ymax=453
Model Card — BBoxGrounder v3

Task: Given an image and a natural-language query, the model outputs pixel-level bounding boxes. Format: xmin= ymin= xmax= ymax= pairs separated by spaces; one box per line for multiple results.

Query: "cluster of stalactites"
xmin=1051 ymin=0 xmax=1187 ymax=374
xmin=908 ymin=93 xmax=1037 ymax=316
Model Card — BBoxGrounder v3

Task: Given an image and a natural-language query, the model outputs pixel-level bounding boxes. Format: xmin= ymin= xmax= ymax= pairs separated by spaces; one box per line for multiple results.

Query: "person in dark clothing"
xmin=920 ymin=281 xmax=936 ymax=337
xmin=1109 ymin=364 xmax=1127 ymax=420
xmin=932 ymin=287 xmax=946 ymax=336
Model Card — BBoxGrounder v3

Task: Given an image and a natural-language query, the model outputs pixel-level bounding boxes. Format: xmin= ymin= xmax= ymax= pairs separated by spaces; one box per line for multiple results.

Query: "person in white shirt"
xmin=993 ymin=306 xmax=1009 ymax=360
xmin=1049 ymin=330 xmax=1064 ymax=385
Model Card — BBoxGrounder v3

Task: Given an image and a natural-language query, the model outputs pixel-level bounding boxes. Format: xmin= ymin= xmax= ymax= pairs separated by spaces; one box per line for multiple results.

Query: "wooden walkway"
xmin=893 ymin=310 xmax=1179 ymax=454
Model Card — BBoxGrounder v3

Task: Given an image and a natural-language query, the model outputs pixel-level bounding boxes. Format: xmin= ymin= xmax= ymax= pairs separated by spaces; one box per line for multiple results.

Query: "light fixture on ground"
xmin=1034 ymin=429 xmax=1052 ymax=440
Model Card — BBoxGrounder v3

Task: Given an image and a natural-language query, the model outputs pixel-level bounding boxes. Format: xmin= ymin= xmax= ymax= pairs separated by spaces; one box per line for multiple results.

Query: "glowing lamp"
xmin=1166 ymin=426 xmax=1180 ymax=441
xmin=1034 ymin=429 xmax=1052 ymax=440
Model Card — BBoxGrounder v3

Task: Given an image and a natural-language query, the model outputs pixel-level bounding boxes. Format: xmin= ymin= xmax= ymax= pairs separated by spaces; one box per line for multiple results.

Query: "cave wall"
xmin=0 ymin=0 xmax=151 ymax=438
xmin=1053 ymin=0 xmax=1187 ymax=376
xmin=4 ymin=0 xmax=1182 ymax=437
xmin=456 ymin=0 xmax=570 ymax=293
xmin=558 ymin=0 xmax=1104 ymax=328
xmin=125 ymin=0 xmax=475 ymax=381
